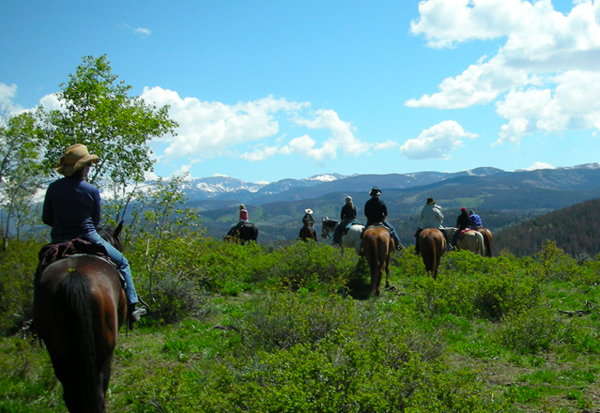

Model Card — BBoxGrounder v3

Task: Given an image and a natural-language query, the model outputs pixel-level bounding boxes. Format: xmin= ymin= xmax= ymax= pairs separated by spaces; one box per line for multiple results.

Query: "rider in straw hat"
xmin=301 ymin=208 xmax=316 ymax=238
xmin=42 ymin=144 xmax=146 ymax=328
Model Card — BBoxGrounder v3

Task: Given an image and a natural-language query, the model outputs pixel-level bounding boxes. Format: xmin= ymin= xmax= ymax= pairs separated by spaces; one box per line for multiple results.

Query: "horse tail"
xmin=57 ymin=271 xmax=103 ymax=412
xmin=483 ymin=231 xmax=492 ymax=257
xmin=476 ymin=232 xmax=485 ymax=256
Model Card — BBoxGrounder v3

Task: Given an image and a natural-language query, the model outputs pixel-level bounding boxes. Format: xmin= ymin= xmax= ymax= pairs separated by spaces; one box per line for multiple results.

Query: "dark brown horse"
xmin=299 ymin=225 xmax=318 ymax=242
xmin=475 ymin=227 xmax=493 ymax=257
xmin=33 ymin=225 xmax=127 ymax=413
xmin=361 ymin=226 xmax=394 ymax=297
xmin=224 ymin=222 xmax=259 ymax=245
xmin=417 ymin=228 xmax=446 ymax=280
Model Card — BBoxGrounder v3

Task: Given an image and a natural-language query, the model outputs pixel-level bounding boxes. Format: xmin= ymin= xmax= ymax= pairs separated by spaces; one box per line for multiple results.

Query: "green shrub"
xmin=496 ymin=305 xmax=562 ymax=354
xmin=267 ymin=241 xmax=358 ymax=292
xmin=144 ymin=274 xmax=206 ymax=325
xmin=0 ymin=240 xmax=42 ymax=335
xmin=416 ymin=252 xmax=545 ymax=321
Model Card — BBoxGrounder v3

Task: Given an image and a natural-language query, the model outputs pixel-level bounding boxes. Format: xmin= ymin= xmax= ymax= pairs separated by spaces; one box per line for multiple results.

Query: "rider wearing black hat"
xmin=364 ymin=187 xmax=403 ymax=250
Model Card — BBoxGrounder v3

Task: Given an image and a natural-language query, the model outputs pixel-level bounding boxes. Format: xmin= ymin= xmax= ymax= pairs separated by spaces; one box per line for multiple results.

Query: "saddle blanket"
xmin=37 ymin=238 xmax=113 ymax=278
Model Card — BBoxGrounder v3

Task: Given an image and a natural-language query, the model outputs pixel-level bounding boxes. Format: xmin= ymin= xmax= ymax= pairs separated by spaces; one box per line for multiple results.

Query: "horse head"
xmin=97 ymin=221 xmax=125 ymax=252
xmin=320 ymin=218 xmax=338 ymax=239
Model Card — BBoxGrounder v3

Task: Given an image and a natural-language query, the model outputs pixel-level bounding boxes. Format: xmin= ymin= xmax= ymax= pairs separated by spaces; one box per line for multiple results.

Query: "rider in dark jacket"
xmin=456 ymin=207 xmax=470 ymax=231
xmin=452 ymin=207 xmax=471 ymax=247
xmin=364 ymin=187 xmax=403 ymax=250
xmin=42 ymin=144 xmax=145 ymax=327
xmin=333 ymin=196 xmax=357 ymax=245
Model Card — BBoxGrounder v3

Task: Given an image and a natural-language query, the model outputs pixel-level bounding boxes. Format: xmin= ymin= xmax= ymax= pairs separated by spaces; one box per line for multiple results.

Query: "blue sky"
xmin=2 ymin=0 xmax=600 ymax=183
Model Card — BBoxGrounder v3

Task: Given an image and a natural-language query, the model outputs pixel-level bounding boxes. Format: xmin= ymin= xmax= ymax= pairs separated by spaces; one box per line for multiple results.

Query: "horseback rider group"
xmin=223 ymin=186 xmax=483 ymax=254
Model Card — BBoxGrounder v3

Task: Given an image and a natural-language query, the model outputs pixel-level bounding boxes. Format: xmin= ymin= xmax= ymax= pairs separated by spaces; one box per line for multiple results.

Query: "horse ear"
xmin=115 ymin=220 xmax=124 ymax=237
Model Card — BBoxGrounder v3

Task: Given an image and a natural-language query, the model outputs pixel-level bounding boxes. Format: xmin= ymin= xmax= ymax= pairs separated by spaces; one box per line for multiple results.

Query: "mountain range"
xmin=170 ymin=163 xmax=600 ymax=246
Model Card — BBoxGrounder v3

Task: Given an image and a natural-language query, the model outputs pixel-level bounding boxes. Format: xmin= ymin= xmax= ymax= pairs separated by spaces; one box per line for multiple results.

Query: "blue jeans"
xmin=382 ymin=221 xmax=402 ymax=246
xmin=86 ymin=232 xmax=139 ymax=306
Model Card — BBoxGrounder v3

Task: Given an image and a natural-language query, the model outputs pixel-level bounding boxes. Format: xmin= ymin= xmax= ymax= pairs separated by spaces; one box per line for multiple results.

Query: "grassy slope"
xmin=1 ymin=239 xmax=600 ymax=412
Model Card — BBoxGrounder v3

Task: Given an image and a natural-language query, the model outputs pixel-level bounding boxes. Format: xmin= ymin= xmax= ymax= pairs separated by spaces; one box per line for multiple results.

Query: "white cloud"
xmin=494 ymin=70 xmax=600 ymax=144
xmin=0 ymin=83 xmax=23 ymax=114
xmin=38 ymin=93 xmax=62 ymax=111
xmin=522 ymin=161 xmax=555 ymax=171
xmin=292 ymin=109 xmax=370 ymax=160
xmin=400 ymin=120 xmax=478 ymax=160
xmin=121 ymin=24 xmax=152 ymax=37
xmin=240 ymin=145 xmax=281 ymax=161
xmin=134 ymin=27 xmax=151 ymax=37
xmin=408 ymin=0 xmax=600 ymax=145
xmin=141 ymin=87 xmax=374 ymax=165
xmin=374 ymin=140 xmax=398 ymax=151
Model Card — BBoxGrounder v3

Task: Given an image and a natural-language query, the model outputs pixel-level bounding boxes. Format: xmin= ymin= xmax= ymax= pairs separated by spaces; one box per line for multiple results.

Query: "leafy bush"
xmin=496 ymin=305 xmax=562 ymax=354
xmin=266 ymin=241 xmax=358 ymax=292
xmin=416 ymin=252 xmax=545 ymax=321
xmin=0 ymin=240 xmax=41 ymax=335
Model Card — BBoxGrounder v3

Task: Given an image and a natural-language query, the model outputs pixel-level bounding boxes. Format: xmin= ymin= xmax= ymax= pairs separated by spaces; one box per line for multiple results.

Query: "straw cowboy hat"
xmin=56 ymin=144 xmax=99 ymax=177
xmin=304 ymin=208 xmax=313 ymax=214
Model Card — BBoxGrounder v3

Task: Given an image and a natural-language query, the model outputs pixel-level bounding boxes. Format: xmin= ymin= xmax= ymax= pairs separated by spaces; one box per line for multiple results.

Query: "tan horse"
xmin=361 ymin=226 xmax=394 ymax=296
xmin=475 ymin=227 xmax=493 ymax=257
xmin=448 ymin=228 xmax=485 ymax=256
xmin=417 ymin=228 xmax=446 ymax=280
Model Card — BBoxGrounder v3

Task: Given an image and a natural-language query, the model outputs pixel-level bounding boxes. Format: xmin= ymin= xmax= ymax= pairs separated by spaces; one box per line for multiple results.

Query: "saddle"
xmin=36 ymin=238 xmax=120 ymax=283
xmin=458 ymin=228 xmax=474 ymax=240
xmin=342 ymin=220 xmax=359 ymax=236
xmin=362 ymin=223 xmax=390 ymax=238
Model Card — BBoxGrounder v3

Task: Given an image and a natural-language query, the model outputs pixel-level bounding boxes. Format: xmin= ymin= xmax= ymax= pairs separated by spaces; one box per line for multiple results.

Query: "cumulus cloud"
xmin=522 ymin=161 xmax=555 ymax=171
xmin=0 ymin=83 xmax=23 ymax=114
xmin=141 ymin=87 xmax=374 ymax=165
xmin=400 ymin=120 xmax=478 ymax=160
xmin=408 ymin=0 xmax=600 ymax=144
xmin=38 ymin=93 xmax=62 ymax=111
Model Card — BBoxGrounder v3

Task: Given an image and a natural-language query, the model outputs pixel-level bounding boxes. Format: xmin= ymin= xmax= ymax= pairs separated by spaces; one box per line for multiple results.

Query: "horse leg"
xmin=382 ymin=240 xmax=392 ymax=289
xmin=368 ymin=245 xmax=381 ymax=297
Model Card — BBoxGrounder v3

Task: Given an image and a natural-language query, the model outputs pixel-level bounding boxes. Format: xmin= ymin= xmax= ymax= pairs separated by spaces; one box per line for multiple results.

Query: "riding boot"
xmin=127 ymin=303 xmax=147 ymax=330
xmin=414 ymin=228 xmax=422 ymax=255
xmin=442 ymin=230 xmax=454 ymax=251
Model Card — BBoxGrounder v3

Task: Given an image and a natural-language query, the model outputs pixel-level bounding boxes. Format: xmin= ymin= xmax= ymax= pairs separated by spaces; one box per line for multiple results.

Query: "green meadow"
xmin=1 ymin=236 xmax=599 ymax=412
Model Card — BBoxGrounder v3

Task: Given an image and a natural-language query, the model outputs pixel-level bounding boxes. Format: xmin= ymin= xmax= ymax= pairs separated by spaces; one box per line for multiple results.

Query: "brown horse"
xmin=361 ymin=226 xmax=394 ymax=296
xmin=299 ymin=225 xmax=318 ymax=242
xmin=475 ymin=227 xmax=493 ymax=257
xmin=33 ymin=225 xmax=127 ymax=413
xmin=417 ymin=228 xmax=446 ymax=280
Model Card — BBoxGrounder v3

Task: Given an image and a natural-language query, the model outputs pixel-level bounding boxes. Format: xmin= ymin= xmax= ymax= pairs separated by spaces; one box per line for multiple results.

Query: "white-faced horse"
xmin=321 ymin=218 xmax=364 ymax=255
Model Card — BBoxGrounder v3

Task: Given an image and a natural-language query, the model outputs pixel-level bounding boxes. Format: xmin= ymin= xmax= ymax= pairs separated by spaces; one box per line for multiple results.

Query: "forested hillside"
xmin=194 ymin=167 xmax=600 ymax=244
xmin=495 ymin=197 xmax=600 ymax=257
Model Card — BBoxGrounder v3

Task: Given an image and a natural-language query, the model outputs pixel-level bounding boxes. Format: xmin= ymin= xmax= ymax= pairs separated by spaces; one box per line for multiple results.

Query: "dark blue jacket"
xmin=42 ymin=177 xmax=101 ymax=242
